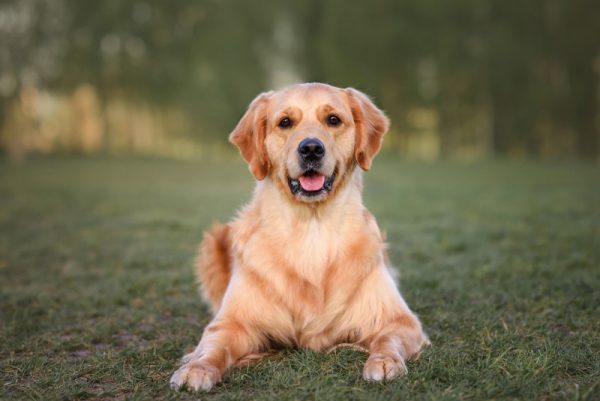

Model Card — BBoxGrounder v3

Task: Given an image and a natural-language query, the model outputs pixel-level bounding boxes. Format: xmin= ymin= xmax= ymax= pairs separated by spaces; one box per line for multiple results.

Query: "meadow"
xmin=1 ymin=156 xmax=599 ymax=400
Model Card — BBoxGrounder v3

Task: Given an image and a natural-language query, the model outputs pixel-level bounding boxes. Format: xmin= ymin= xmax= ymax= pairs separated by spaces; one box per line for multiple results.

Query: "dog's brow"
xmin=272 ymin=106 xmax=302 ymax=125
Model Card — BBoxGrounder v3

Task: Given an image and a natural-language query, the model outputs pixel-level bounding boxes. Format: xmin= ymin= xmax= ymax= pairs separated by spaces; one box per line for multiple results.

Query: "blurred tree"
xmin=0 ymin=0 xmax=68 ymax=126
xmin=0 ymin=0 xmax=598 ymax=158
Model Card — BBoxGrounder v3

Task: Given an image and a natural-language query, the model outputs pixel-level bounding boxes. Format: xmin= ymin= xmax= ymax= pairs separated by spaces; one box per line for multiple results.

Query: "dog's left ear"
xmin=345 ymin=88 xmax=390 ymax=171
xmin=229 ymin=91 xmax=274 ymax=180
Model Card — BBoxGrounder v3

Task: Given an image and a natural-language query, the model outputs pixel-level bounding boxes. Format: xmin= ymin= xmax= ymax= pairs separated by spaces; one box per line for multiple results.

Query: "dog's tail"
xmin=195 ymin=223 xmax=232 ymax=314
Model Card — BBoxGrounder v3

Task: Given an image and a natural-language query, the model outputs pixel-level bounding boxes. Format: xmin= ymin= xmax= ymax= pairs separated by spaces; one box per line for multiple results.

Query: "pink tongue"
xmin=299 ymin=174 xmax=325 ymax=191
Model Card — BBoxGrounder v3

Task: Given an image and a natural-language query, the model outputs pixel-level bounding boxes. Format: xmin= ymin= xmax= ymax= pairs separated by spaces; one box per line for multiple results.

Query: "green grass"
xmin=1 ymin=155 xmax=599 ymax=401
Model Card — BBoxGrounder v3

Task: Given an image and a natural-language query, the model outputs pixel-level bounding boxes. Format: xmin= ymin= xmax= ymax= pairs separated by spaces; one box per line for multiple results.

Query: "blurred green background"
xmin=1 ymin=0 xmax=598 ymax=160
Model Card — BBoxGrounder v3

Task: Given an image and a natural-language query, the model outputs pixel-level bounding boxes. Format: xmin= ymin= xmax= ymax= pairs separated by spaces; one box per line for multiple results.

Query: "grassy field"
xmin=1 ymin=156 xmax=599 ymax=401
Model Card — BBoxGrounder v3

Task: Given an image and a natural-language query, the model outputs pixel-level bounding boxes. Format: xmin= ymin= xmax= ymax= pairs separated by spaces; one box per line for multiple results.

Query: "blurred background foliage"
xmin=0 ymin=0 xmax=598 ymax=160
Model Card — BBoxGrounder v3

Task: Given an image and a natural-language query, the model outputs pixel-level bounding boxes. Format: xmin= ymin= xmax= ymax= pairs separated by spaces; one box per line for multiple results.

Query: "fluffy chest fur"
xmin=228 ymin=178 xmax=385 ymax=348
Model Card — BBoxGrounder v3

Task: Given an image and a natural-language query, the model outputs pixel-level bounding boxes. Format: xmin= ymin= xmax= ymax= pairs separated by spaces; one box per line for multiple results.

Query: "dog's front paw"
xmin=170 ymin=361 xmax=220 ymax=392
xmin=362 ymin=355 xmax=407 ymax=381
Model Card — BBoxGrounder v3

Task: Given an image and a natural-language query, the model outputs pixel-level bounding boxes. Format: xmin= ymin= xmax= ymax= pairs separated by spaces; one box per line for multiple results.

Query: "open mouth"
xmin=288 ymin=170 xmax=336 ymax=197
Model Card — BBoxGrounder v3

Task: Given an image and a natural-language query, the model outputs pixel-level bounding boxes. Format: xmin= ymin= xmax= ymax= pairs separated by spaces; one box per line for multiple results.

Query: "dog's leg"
xmin=170 ymin=318 xmax=262 ymax=392
xmin=233 ymin=350 xmax=279 ymax=367
xmin=362 ymin=313 xmax=430 ymax=381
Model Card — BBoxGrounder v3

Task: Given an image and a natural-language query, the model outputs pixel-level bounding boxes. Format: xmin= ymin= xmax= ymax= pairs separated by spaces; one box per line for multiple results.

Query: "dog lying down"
xmin=170 ymin=83 xmax=429 ymax=392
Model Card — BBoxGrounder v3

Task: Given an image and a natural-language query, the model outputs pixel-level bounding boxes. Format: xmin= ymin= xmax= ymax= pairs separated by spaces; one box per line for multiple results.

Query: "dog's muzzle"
xmin=288 ymin=137 xmax=335 ymax=199
xmin=288 ymin=170 xmax=336 ymax=197
xmin=298 ymin=138 xmax=325 ymax=166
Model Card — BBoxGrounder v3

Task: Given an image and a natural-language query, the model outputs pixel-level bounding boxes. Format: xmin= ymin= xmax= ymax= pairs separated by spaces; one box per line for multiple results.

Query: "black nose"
xmin=298 ymin=138 xmax=325 ymax=161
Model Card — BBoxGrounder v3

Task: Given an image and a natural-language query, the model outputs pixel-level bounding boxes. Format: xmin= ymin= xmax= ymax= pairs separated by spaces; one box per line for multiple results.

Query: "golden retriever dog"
xmin=170 ymin=83 xmax=429 ymax=392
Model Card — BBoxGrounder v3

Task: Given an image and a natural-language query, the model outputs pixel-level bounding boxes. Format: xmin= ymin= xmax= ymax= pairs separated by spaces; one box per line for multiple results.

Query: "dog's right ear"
xmin=229 ymin=91 xmax=274 ymax=180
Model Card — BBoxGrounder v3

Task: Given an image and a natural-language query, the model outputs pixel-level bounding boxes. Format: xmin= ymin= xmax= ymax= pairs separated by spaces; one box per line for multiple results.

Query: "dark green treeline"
xmin=0 ymin=0 xmax=598 ymax=158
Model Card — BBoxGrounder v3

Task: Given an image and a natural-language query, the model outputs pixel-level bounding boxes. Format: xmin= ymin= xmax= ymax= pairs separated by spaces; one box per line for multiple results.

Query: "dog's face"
xmin=230 ymin=83 xmax=389 ymax=203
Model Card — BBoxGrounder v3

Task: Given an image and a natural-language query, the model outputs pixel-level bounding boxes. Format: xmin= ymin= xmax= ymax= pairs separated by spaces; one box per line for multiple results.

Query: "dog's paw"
xmin=362 ymin=355 xmax=407 ymax=381
xmin=170 ymin=362 xmax=220 ymax=392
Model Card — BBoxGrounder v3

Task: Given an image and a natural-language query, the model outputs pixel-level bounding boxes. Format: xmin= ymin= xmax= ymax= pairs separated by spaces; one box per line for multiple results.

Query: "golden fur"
xmin=170 ymin=83 xmax=429 ymax=392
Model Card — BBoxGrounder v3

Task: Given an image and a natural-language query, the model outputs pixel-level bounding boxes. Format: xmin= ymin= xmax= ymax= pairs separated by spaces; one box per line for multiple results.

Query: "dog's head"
xmin=229 ymin=83 xmax=389 ymax=203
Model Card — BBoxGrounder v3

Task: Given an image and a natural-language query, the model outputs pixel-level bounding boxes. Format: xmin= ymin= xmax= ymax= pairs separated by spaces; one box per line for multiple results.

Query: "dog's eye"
xmin=326 ymin=114 xmax=341 ymax=127
xmin=278 ymin=117 xmax=292 ymax=129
